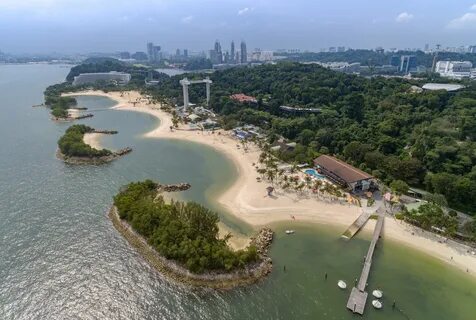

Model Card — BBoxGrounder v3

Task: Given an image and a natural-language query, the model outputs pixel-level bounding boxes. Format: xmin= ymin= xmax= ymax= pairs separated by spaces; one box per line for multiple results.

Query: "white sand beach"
xmin=65 ymin=90 xmax=476 ymax=275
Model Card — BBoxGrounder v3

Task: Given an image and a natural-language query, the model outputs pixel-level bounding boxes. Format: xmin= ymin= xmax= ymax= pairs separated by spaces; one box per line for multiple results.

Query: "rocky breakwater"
xmin=109 ymin=182 xmax=275 ymax=290
xmin=58 ymin=147 xmax=132 ymax=165
xmin=158 ymin=183 xmax=191 ymax=193
xmin=251 ymin=228 xmax=274 ymax=257
xmin=92 ymin=129 xmax=118 ymax=134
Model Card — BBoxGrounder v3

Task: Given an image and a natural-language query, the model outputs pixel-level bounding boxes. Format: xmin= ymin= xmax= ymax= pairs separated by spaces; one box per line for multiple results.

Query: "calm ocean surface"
xmin=0 ymin=64 xmax=475 ymax=320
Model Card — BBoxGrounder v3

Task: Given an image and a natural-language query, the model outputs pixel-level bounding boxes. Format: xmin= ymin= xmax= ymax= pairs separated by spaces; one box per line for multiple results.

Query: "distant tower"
xmin=214 ymin=40 xmax=223 ymax=63
xmin=147 ymin=42 xmax=154 ymax=61
xmin=183 ymin=49 xmax=188 ymax=57
xmin=240 ymin=41 xmax=247 ymax=64
xmin=230 ymin=41 xmax=235 ymax=63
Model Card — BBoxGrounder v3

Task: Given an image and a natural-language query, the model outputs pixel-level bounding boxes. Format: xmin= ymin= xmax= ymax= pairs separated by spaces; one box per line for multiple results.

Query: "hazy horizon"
xmin=1 ymin=0 xmax=476 ymax=54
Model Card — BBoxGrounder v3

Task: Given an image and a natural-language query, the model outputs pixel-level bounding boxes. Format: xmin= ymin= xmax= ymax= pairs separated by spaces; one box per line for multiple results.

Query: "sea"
xmin=0 ymin=64 xmax=475 ymax=320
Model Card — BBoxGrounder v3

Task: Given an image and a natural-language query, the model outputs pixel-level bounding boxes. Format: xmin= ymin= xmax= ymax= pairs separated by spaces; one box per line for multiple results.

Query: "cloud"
xmin=395 ymin=12 xmax=413 ymax=23
xmin=181 ymin=15 xmax=193 ymax=24
xmin=447 ymin=12 xmax=476 ymax=29
xmin=238 ymin=7 xmax=253 ymax=16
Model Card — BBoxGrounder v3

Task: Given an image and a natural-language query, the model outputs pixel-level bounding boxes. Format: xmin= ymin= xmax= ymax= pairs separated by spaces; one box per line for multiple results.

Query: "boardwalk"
xmin=341 ymin=210 xmax=371 ymax=239
xmin=346 ymin=214 xmax=385 ymax=315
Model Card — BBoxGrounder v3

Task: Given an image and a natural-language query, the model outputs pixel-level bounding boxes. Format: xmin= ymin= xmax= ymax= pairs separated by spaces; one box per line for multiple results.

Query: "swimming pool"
xmin=304 ymin=169 xmax=326 ymax=179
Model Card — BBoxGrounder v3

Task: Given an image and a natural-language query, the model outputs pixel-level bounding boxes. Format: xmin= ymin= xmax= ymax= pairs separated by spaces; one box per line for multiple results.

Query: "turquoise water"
xmin=304 ymin=168 xmax=326 ymax=179
xmin=0 ymin=64 xmax=475 ymax=320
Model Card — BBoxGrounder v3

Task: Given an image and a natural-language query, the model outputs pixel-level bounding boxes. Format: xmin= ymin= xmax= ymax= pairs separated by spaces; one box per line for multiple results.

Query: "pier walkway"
xmin=341 ymin=210 xmax=371 ymax=239
xmin=346 ymin=214 xmax=385 ymax=315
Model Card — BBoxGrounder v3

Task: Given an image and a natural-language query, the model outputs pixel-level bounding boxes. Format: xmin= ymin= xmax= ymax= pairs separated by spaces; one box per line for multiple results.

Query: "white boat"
xmin=337 ymin=280 xmax=347 ymax=289
xmin=285 ymin=230 xmax=295 ymax=235
xmin=372 ymin=300 xmax=383 ymax=309
xmin=372 ymin=290 xmax=383 ymax=298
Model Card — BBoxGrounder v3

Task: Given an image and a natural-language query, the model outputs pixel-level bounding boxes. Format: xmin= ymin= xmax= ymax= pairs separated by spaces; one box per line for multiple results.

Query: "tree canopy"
xmin=145 ymin=62 xmax=476 ymax=214
xmin=58 ymin=125 xmax=112 ymax=158
xmin=114 ymin=180 xmax=258 ymax=273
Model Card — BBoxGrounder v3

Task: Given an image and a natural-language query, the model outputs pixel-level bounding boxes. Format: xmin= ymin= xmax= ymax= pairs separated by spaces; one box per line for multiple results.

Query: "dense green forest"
xmin=184 ymin=58 xmax=213 ymax=71
xmin=114 ymin=180 xmax=258 ymax=273
xmin=280 ymin=49 xmax=476 ymax=67
xmin=145 ymin=62 xmax=476 ymax=214
xmin=58 ymin=125 xmax=112 ymax=158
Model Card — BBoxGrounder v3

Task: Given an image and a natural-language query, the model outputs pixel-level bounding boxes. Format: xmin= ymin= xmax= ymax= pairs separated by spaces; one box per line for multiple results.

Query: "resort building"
xmin=313 ymin=155 xmax=374 ymax=192
xmin=72 ymin=72 xmax=131 ymax=86
xmin=230 ymin=93 xmax=258 ymax=103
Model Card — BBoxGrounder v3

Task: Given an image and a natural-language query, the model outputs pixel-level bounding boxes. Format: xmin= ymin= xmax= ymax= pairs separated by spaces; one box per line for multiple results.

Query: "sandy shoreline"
xmin=83 ymin=132 xmax=102 ymax=150
xmin=64 ymin=90 xmax=476 ymax=276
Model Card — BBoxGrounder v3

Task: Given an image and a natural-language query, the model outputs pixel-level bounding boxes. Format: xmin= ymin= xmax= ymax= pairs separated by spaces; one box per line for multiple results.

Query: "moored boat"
xmin=372 ymin=300 xmax=382 ymax=309
xmin=337 ymin=280 xmax=347 ymax=289
xmin=372 ymin=289 xmax=383 ymax=298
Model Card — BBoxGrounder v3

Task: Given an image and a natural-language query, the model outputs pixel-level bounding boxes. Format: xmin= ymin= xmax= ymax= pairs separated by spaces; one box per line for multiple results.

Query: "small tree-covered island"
xmin=109 ymin=180 xmax=273 ymax=289
xmin=57 ymin=124 xmax=131 ymax=164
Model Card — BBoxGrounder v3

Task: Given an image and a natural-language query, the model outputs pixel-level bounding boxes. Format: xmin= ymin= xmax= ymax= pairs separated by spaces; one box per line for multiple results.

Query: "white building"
xmin=435 ymin=61 xmax=472 ymax=79
xmin=72 ymin=72 xmax=131 ymax=86
xmin=250 ymin=50 xmax=274 ymax=62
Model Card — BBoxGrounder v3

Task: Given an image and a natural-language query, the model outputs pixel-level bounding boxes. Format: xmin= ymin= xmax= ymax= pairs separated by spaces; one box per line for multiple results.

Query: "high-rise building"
xmin=424 ymin=43 xmax=430 ymax=52
xmin=119 ymin=51 xmax=130 ymax=59
xmin=240 ymin=41 xmax=247 ymax=64
xmin=390 ymin=55 xmax=400 ymax=67
xmin=209 ymin=40 xmax=223 ymax=64
xmin=147 ymin=42 xmax=161 ymax=62
xmin=131 ymin=51 xmax=148 ymax=61
xmin=230 ymin=41 xmax=235 ymax=63
xmin=183 ymin=49 xmax=188 ymax=57
xmin=400 ymin=55 xmax=417 ymax=73
xmin=176 ymin=49 xmax=181 ymax=57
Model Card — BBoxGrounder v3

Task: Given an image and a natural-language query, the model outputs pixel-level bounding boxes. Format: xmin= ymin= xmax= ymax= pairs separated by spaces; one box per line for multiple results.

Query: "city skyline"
xmin=2 ymin=1 xmax=476 ymax=54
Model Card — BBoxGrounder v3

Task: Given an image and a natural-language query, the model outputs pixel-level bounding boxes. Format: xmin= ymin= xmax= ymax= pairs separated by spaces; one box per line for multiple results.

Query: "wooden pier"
xmin=346 ymin=214 xmax=385 ymax=315
xmin=341 ymin=210 xmax=371 ymax=239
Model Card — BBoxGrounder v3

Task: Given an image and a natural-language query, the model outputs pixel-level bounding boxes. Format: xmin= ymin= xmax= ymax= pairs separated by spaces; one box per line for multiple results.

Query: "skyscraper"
xmin=240 ymin=41 xmax=247 ymax=64
xmin=147 ymin=42 xmax=161 ymax=62
xmin=147 ymin=42 xmax=154 ymax=60
xmin=215 ymin=40 xmax=222 ymax=63
xmin=210 ymin=40 xmax=223 ymax=64
xmin=400 ymin=55 xmax=417 ymax=73
xmin=230 ymin=41 xmax=235 ymax=63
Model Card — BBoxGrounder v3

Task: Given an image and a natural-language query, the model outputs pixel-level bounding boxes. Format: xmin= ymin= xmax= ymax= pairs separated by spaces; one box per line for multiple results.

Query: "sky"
xmin=1 ymin=0 xmax=476 ymax=54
